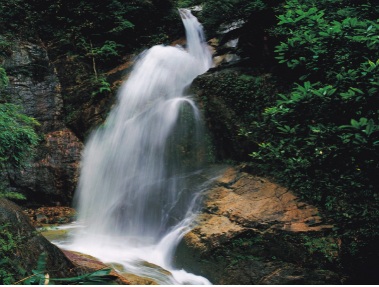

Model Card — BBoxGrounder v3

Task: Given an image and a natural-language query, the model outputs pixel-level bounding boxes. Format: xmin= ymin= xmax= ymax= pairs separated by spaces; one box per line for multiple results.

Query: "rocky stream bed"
xmin=0 ymin=165 xmax=345 ymax=285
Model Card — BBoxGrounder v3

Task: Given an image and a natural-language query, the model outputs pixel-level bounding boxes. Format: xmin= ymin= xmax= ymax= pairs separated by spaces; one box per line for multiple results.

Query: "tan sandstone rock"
xmin=174 ymin=166 xmax=341 ymax=285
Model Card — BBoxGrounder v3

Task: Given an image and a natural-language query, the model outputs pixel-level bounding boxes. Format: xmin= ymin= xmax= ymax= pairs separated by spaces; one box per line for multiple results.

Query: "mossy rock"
xmin=0 ymin=199 xmax=79 ymax=283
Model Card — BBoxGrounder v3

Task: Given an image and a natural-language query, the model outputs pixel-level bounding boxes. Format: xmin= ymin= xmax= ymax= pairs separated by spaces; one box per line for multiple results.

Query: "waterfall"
xmin=65 ymin=9 xmax=215 ymax=284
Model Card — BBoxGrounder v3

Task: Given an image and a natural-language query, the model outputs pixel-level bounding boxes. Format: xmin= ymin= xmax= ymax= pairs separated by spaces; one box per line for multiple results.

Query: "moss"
xmin=193 ymin=68 xmax=281 ymax=161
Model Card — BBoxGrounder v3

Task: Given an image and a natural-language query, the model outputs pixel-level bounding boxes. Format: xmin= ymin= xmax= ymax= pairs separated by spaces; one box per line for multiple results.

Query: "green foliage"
xmin=301 ymin=235 xmax=339 ymax=264
xmin=245 ymin=0 xmax=379 ymax=280
xmin=0 ymin=72 xmax=36 ymax=206
xmin=197 ymin=70 xmax=280 ymax=160
xmin=77 ymin=40 xmax=122 ymax=66
xmin=0 ymin=191 xmax=26 ymax=200
xmin=23 ymin=252 xmax=48 ymax=285
xmin=47 ymin=268 xmax=117 ymax=285
xmin=0 ymin=66 xmax=39 ymax=200
xmin=0 ymin=224 xmax=25 ymax=284
xmin=0 ymin=227 xmax=117 ymax=284
xmin=201 ymin=71 xmax=278 ymax=123
xmin=177 ymin=0 xmax=204 ymax=8
xmin=22 ymin=253 xmax=117 ymax=285
xmin=274 ymin=0 xmax=379 ymax=82
xmin=91 ymin=76 xmax=112 ymax=99
xmin=0 ymin=36 xmax=11 ymax=58
xmin=0 ymin=1 xmax=181 ymax=138
xmin=0 ymin=67 xmax=9 ymax=89
xmin=0 ymin=103 xmax=40 ymax=170
xmin=0 ymin=0 xmax=180 ymax=78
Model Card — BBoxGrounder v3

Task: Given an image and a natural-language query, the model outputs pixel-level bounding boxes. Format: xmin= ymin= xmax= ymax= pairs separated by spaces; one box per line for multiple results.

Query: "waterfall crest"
xmin=66 ymin=9 xmax=215 ymax=285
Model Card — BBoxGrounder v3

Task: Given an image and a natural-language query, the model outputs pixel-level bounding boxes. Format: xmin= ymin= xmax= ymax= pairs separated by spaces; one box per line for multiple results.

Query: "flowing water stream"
xmin=56 ymin=9 xmax=219 ymax=284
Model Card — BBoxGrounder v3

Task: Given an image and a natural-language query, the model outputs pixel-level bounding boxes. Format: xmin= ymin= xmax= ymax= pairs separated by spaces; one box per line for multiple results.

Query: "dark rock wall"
xmin=3 ymin=40 xmax=64 ymax=132
xmin=2 ymin=39 xmax=83 ymax=206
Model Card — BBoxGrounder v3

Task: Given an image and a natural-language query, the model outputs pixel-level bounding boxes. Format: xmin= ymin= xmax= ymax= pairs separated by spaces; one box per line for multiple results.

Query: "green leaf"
xmin=350 ymin=87 xmax=364 ymax=94
xmin=368 ymin=60 xmax=376 ymax=67
xmin=363 ymin=119 xmax=375 ymax=136
xmin=350 ymin=119 xmax=359 ymax=128
xmin=50 ymin=268 xmax=117 ymax=284
xmin=304 ymin=81 xmax=311 ymax=90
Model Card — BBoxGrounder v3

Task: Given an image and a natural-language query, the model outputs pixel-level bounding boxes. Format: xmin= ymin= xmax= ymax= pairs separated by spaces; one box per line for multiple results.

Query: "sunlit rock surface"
xmin=174 ymin=166 xmax=343 ymax=284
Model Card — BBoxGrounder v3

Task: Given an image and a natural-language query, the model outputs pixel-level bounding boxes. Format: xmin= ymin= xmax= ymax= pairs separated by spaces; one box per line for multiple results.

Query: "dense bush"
xmin=193 ymin=0 xmax=378 ymax=282
xmin=0 ymin=224 xmax=24 ymax=284
xmin=246 ymin=0 xmax=379 ymax=282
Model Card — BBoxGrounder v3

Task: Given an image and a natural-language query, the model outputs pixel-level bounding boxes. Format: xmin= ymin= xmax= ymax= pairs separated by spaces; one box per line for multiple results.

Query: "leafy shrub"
xmin=0 ymin=66 xmax=39 ymax=171
xmin=0 ymin=224 xmax=25 ymax=284
xmin=248 ymin=0 xmax=379 ymax=281
xmin=0 ymin=103 xmax=40 ymax=170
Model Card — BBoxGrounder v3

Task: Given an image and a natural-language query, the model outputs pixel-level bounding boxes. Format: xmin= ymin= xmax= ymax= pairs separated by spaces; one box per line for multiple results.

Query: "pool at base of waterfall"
xmin=41 ymin=217 xmax=212 ymax=285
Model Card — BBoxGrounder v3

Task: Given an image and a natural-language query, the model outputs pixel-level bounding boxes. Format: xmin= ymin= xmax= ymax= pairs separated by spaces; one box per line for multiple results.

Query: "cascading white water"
xmin=62 ymin=9 xmax=216 ymax=285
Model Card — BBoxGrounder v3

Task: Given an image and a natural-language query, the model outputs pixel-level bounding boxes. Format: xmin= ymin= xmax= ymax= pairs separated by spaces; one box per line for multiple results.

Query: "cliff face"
xmin=2 ymin=39 xmax=83 ymax=205
xmin=0 ymin=36 xmax=135 ymax=206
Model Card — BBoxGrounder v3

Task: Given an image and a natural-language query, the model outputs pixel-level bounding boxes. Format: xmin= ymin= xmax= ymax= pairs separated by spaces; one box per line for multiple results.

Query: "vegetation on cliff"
xmin=191 ymin=0 xmax=378 ymax=283
xmin=0 ymin=66 xmax=39 ymax=200
xmin=0 ymin=0 xmax=183 ymax=139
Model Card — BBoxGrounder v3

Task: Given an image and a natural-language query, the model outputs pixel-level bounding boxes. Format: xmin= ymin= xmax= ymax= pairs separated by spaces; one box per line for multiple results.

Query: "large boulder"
xmin=0 ymin=198 xmax=79 ymax=282
xmin=10 ymin=128 xmax=83 ymax=205
xmin=174 ymin=166 xmax=344 ymax=284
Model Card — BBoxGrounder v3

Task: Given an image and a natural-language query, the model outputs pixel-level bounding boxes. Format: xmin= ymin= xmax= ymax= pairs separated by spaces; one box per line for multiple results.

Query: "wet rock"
xmin=2 ymin=39 xmax=64 ymax=132
xmin=24 ymin=206 xmax=76 ymax=227
xmin=116 ymin=272 xmax=157 ymax=285
xmin=39 ymin=228 xmax=69 ymax=242
xmin=174 ymin=166 xmax=343 ymax=284
xmin=192 ymin=67 xmax=279 ymax=162
xmin=63 ymin=251 xmax=131 ymax=285
xmin=62 ymin=250 xmax=160 ymax=285
xmin=208 ymin=37 xmax=241 ymax=68
xmin=56 ymin=53 xmax=133 ymax=141
xmin=35 ymin=213 xmax=48 ymax=224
